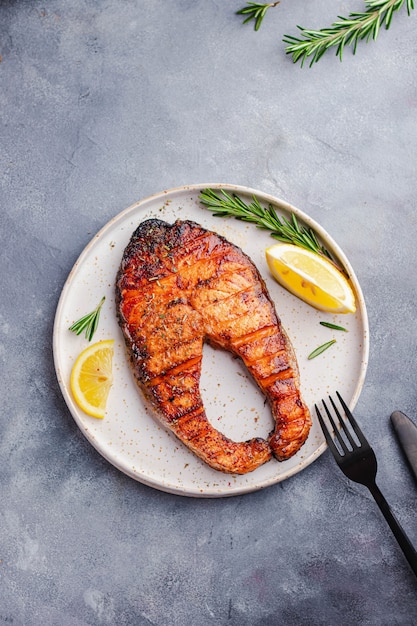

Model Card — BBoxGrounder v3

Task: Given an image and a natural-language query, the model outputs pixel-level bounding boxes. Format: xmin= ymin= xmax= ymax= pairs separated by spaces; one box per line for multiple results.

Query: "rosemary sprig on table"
xmin=199 ymin=188 xmax=333 ymax=261
xmin=284 ymin=0 xmax=414 ymax=66
xmin=69 ymin=296 xmax=105 ymax=342
xmin=237 ymin=0 xmax=413 ymax=64
xmin=236 ymin=2 xmax=280 ymax=31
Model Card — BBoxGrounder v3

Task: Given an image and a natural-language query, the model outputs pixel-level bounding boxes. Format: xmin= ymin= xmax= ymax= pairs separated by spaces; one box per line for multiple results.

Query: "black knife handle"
xmin=391 ymin=411 xmax=417 ymax=482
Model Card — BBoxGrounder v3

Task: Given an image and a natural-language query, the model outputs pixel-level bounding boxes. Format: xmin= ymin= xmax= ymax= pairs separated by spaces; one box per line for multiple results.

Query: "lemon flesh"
xmin=70 ymin=339 xmax=114 ymax=418
xmin=265 ymin=243 xmax=356 ymax=314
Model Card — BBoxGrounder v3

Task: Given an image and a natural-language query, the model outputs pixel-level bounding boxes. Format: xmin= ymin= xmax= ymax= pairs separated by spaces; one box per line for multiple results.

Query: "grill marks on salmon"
xmin=116 ymin=219 xmax=311 ymax=474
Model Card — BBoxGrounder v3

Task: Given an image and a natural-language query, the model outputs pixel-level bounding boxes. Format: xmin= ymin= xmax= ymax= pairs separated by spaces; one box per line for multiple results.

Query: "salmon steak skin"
xmin=115 ymin=218 xmax=311 ymax=474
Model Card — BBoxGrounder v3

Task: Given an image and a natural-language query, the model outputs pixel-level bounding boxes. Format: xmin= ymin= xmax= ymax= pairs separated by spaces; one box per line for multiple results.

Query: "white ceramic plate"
xmin=53 ymin=184 xmax=369 ymax=497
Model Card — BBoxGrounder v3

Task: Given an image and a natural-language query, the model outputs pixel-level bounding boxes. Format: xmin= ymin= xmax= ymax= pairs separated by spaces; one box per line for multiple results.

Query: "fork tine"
xmin=321 ymin=398 xmax=350 ymax=453
xmin=315 ymin=403 xmax=343 ymax=458
xmin=336 ymin=391 xmax=368 ymax=447
xmin=329 ymin=395 xmax=358 ymax=450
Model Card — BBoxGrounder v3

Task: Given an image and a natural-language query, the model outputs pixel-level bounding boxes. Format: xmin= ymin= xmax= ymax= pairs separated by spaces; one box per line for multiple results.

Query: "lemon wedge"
xmin=70 ymin=340 xmax=114 ymax=418
xmin=265 ymin=243 xmax=356 ymax=314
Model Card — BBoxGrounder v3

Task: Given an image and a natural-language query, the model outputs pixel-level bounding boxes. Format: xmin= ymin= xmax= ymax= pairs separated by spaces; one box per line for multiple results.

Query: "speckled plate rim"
xmin=53 ymin=183 xmax=369 ymax=497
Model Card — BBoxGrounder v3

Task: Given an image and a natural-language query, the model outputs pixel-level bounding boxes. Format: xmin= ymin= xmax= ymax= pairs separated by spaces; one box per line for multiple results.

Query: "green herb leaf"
xmin=199 ymin=188 xmax=334 ymax=261
xmin=237 ymin=2 xmax=280 ymax=31
xmin=69 ymin=296 xmax=106 ymax=342
xmin=283 ymin=0 xmax=414 ymax=67
xmin=319 ymin=321 xmax=348 ymax=332
xmin=308 ymin=339 xmax=336 ymax=360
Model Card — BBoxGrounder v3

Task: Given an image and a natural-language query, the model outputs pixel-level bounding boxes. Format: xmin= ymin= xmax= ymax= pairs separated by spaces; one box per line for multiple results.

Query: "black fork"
xmin=315 ymin=391 xmax=417 ymax=577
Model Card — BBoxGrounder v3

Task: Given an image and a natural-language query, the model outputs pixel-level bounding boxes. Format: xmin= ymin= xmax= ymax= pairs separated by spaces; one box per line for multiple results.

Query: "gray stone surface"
xmin=1 ymin=1 xmax=417 ymax=624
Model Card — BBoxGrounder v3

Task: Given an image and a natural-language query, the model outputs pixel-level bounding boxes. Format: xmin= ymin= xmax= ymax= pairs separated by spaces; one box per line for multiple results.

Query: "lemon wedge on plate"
xmin=70 ymin=339 xmax=114 ymax=418
xmin=265 ymin=243 xmax=356 ymax=314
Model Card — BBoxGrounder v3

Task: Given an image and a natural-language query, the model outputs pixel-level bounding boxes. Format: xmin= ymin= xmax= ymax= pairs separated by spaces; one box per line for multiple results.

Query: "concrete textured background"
xmin=1 ymin=1 xmax=417 ymax=624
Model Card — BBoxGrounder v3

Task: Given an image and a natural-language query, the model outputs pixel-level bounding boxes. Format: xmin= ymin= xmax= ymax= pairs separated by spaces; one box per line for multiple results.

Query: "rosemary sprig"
xmin=308 ymin=339 xmax=336 ymax=360
xmin=237 ymin=2 xmax=280 ymax=31
xmin=283 ymin=0 xmax=414 ymax=67
xmin=199 ymin=188 xmax=333 ymax=261
xmin=319 ymin=321 xmax=348 ymax=332
xmin=69 ymin=296 xmax=105 ymax=342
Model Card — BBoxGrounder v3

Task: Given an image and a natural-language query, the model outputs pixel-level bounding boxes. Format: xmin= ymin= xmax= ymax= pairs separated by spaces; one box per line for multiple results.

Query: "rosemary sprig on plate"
xmin=236 ymin=2 xmax=280 ymax=31
xmin=319 ymin=321 xmax=348 ymax=332
xmin=308 ymin=339 xmax=337 ymax=360
xmin=69 ymin=296 xmax=105 ymax=342
xmin=199 ymin=188 xmax=333 ymax=261
xmin=308 ymin=322 xmax=347 ymax=359
xmin=283 ymin=0 xmax=414 ymax=66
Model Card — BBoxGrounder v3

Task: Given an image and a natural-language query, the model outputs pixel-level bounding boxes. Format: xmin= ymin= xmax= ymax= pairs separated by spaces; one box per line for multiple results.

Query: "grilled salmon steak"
xmin=116 ymin=219 xmax=311 ymax=474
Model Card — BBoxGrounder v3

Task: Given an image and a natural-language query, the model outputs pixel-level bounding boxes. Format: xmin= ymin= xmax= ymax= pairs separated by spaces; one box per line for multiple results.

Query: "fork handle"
xmin=368 ymin=483 xmax=417 ymax=577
